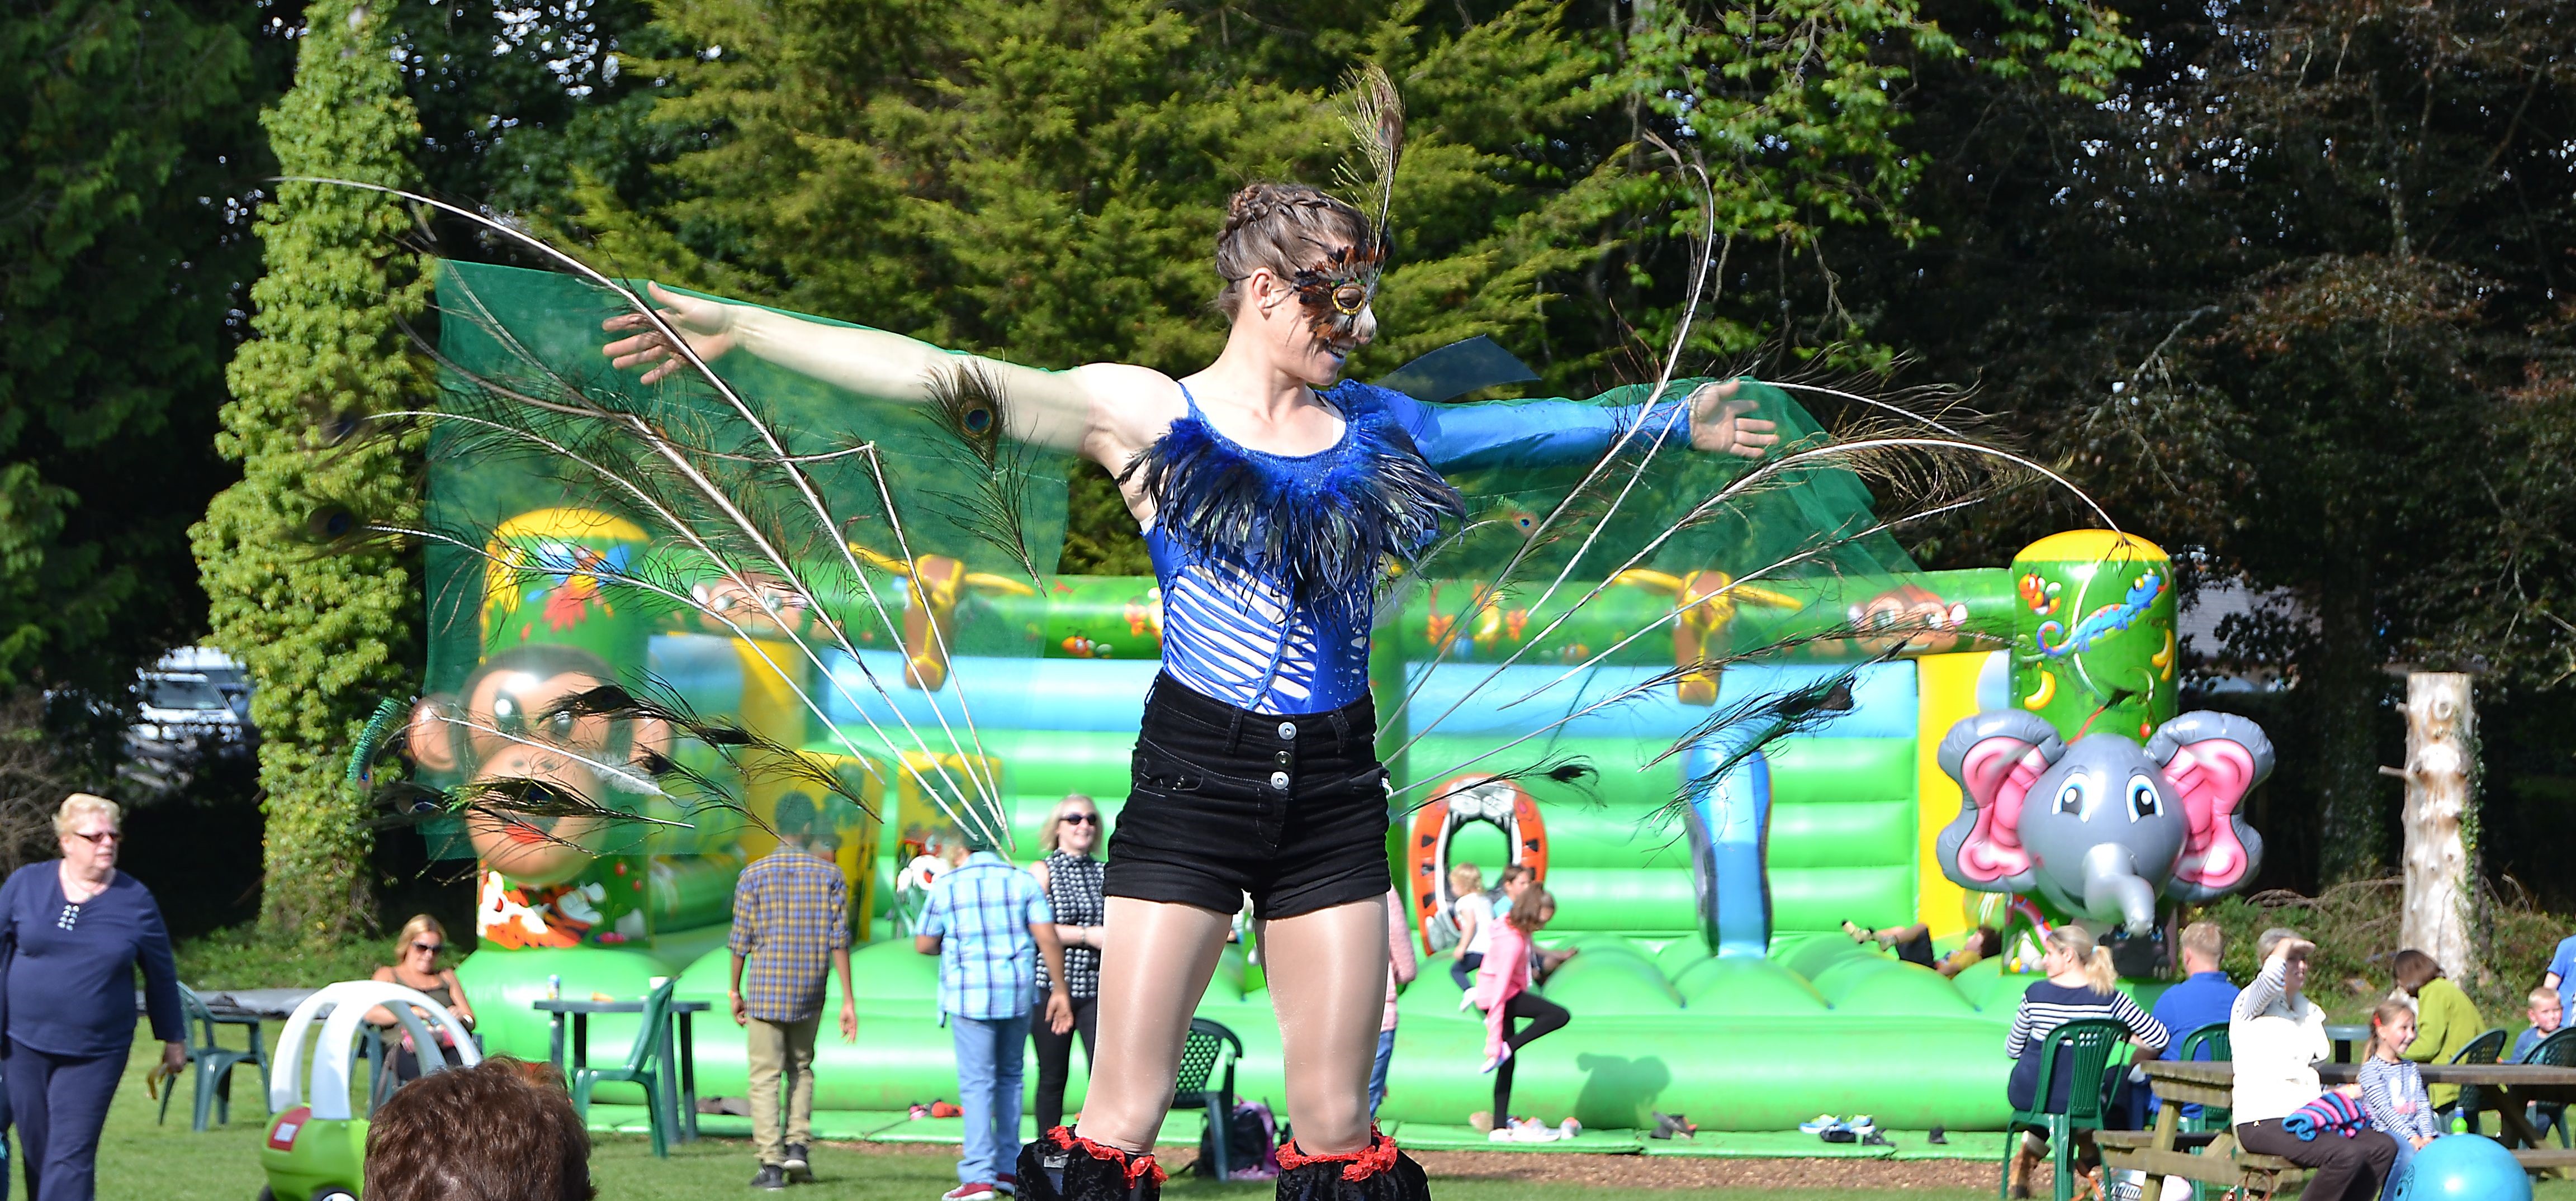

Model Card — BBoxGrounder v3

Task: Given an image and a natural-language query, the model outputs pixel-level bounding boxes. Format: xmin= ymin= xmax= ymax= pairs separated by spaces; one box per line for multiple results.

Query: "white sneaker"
xmin=943 ymin=1185 xmax=996 ymax=1201
xmin=1487 ymin=1128 xmax=1515 ymax=1143
xmin=1848 ymin=1114 xmax=1877 ymax=1137
xmin=1510 ymin=1119 xmax=1560 ymax=1143
xmin=1798 ymin=1114 xmax=1844 ymax=1134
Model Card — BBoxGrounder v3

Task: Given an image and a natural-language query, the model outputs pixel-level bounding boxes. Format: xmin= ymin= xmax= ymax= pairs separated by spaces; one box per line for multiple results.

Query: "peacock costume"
xmin=330 ymin=67 xmax=2065 ymax=1201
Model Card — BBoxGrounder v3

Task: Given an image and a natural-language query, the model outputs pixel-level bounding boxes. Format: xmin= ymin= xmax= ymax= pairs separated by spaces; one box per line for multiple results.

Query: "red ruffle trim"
xmin=1048 ymin=1126 xmax=1167 ymax=1186
xmin=1275 ymin=1128 xmax=1400 ymax=1182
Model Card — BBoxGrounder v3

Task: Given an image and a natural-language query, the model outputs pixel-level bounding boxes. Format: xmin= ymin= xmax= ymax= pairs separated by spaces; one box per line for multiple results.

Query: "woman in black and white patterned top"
xmin=1030 ymin=794 xmax=1108 ymax=1132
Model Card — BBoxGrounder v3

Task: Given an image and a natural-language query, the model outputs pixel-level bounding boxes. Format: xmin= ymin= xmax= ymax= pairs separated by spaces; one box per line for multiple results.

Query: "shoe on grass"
xmin=995 ymin=1174 xmax=1016 ymax=1197
xmin=1847 ymin=1114 xmax=1876 ymax=1136
xmin=750 ymin=1165 xmax=788 ymax=1190
xmin=941 ymin=1184 xmax=996 ymax=1201
xmin=1797 ymin=1114 xmax=1845 ymax=1134
xmin=784 ymin=1144 xmax=811 ymax=1179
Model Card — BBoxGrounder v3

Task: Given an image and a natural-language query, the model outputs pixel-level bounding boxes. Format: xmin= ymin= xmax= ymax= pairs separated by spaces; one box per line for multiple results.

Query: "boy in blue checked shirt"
xmin=917 ymin=837 xmax=1073 ymax=1201
xmin=730 ymin=795 xmax=859 ymax=1190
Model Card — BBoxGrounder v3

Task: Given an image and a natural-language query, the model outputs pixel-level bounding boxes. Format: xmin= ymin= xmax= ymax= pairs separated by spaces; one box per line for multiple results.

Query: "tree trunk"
xmin=2395 ymin=672 xmax=2477 ymax=980
xmin=2312 ymin=559 xmax=2389 ymax=882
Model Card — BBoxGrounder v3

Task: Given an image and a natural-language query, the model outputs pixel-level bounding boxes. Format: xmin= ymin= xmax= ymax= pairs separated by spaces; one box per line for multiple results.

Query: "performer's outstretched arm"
xmin=1383 ymin=377 xmax=1778 ymax=472
xmin=604 ymin=283 xmax=1113 ymax=454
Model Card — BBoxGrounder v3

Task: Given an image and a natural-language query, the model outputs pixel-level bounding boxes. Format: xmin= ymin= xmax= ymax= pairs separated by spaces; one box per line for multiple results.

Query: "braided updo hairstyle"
xmin=1212 ymin=182 xmax=1374 ymax=318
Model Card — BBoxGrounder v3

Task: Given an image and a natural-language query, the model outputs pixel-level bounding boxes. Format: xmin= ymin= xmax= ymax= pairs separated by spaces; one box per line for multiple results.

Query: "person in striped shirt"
xmin=2356 ymin=999 xmax=2440 ymax=1201
xmin=2002 ymin=925 xmax=2168 ymax=1199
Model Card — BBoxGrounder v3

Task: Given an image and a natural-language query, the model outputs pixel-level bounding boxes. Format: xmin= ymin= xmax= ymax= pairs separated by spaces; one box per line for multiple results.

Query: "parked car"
xmin=126 ymin=647 xmax=252 ymax=786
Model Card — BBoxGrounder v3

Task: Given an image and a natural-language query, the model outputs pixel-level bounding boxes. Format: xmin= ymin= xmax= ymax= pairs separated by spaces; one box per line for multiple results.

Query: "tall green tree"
xmin=1 ymin=0 xmax=268 ymax=690
xmin=1852 ymin=0 xmax=2576 ymax=885
xmin=193 ymin=0 xmax=431 ymax=943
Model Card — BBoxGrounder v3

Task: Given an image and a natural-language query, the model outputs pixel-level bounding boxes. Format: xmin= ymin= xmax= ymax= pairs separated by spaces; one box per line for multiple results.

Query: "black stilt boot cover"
xmin=1017 ymin=1127 xmax=1164 ymax=1201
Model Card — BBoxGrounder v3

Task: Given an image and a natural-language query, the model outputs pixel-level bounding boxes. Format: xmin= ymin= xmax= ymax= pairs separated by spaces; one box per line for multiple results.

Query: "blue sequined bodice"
xmin=1131 ymin=382 xmax=1463 ymax=714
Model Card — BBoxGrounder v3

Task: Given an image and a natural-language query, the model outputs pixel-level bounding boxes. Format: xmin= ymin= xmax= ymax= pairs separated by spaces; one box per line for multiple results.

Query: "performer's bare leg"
xmin=1074 ymin=897 xmax=1231 ymax=1152
xmin=1259 ymin=894 xmax=1391 ymax=1154
xmin=1073 ymin=893 xmax=1391 ymax=1157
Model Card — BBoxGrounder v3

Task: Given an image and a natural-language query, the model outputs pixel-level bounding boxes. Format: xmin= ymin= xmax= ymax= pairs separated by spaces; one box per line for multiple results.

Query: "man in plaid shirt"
xmin=729 ymin=795 xmax=858 ymax=1189
xmin=917 ymin=837 xmax=1073 ymax=1201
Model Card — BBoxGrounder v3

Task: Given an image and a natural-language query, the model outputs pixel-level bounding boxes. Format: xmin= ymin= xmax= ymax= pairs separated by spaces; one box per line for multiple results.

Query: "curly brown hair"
xmin=364 ymin=1057 xmax=594 ymax=1201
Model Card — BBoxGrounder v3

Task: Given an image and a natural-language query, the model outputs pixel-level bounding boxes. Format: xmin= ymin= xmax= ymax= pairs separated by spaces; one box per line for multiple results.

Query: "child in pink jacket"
xmin=1472 ymin=886 xmax=1569 ymax=1135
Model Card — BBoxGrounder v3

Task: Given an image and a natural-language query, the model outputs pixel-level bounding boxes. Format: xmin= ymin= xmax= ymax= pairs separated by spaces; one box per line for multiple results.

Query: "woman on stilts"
xmin=604 ymin=70 xmax=1776 ymax=1201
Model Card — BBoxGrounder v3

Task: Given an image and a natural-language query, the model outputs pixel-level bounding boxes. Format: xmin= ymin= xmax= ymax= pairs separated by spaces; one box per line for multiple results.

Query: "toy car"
xmin=258 ymin=980 xmax=479 ymax=1201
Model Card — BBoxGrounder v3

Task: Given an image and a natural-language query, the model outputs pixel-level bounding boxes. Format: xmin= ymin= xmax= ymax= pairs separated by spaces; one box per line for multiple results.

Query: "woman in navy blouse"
xmin=0 ymin=793 xmax=184 ymax=1201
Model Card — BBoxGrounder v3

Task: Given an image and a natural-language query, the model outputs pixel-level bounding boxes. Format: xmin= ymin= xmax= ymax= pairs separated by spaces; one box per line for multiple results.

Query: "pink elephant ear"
xmin=2150 ymin=713 xmax=2277 ymax=894
xmin=1935 ymin=712 xmax=2062 ymax=886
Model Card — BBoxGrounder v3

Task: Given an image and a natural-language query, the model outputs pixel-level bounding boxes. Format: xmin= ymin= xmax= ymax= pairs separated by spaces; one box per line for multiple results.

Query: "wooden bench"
xmin=2097 ymin=1128 xmax=2311 ymax=1199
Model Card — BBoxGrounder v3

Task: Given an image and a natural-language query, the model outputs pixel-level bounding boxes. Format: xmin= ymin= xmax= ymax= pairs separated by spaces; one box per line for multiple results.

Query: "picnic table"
xmin=536 ymin=996 xmax=713 ymax=1142
xmin=2098 ymin=1059 xmax=2576 ymax=1196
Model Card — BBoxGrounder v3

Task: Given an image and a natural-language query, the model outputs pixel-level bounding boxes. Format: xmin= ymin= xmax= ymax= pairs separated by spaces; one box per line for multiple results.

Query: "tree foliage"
xmin=194 ymin=0 xmax=433 ymax=943
xmin=0 ymin=0 xmax=270 ymax=689
xmin=1853 ymin=0 xmax=2576 ymax=884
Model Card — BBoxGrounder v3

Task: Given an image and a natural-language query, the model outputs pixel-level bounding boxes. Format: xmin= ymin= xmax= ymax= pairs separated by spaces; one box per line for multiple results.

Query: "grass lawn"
xmin=61 ymin=1027 xmax=2576 ymax=1200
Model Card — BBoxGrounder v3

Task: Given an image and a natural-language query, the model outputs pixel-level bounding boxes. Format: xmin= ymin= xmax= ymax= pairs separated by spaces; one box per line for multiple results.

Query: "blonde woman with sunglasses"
xmin=367 ymin=914 xmax=476 ymax=1083
xmin=1029 ymin=795 xmax=1107 ymax=1133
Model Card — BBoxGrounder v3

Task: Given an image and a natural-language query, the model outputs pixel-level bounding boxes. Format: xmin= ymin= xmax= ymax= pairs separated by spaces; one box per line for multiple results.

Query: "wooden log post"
xmin=2386 ymin=672 xmax=2478 ymax=980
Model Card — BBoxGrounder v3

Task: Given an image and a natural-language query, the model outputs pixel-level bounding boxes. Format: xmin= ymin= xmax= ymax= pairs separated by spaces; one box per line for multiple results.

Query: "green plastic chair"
xmin=2000 ymin=1018 xmax=2135 ymax=1201
xmin=2518 ymin=1026 xmax=2576 ymax=1148
xmin=157 ymin=984 xmax=272 ymax=1131
xmin=2172 ymin=1022 xmax=2232 ymax=1133
xmin=568 ymin=981 xmax=676 ymax=1157
xmin=2436 ymin=1026 xmax=2508 ymax=1136
xmin=1171 ymin=1018 xmax=1243 ymax=1179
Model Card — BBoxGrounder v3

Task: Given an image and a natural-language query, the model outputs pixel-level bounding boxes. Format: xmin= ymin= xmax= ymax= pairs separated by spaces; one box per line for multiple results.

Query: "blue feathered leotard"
xmin=1131 ymin=380 xmax=1696 ymax=714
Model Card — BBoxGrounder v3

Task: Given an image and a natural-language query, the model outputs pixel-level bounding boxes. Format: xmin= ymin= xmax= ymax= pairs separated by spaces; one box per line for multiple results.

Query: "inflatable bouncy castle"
xmin=399 ymin=262 xmax=2266 ymax=1136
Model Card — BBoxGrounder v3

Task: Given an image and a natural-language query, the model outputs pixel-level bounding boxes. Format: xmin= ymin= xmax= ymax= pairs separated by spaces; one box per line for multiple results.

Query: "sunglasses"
xmin=1058 ymin=813 xmax=1097 ymax=827
xmin=410 ymin=942 xmax=444 ymax=955
xmin=69 ymin=830 xmax=121 ymax=845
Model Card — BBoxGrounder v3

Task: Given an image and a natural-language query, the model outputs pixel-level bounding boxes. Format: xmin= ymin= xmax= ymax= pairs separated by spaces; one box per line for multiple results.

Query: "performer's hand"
xmin=730 ymin=989 xmax=749 ymax=1026
xmin=1046 ymin=990 xmax=1074 ymax=1035
xmin=159 ymin=1040 xmax=189 ymax=1081
xmin=1687 ymin=380 xmax=1779 ymax=460
xmin=604 ymin=282 xmax=738 ymax=384
xmin=840 ymin=996 xmax=859 ymax=1043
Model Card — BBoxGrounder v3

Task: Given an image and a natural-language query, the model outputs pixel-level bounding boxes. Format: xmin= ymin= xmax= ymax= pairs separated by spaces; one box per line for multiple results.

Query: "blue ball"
xmin=2396 ymin=1134 xmax=2531 ymax=1201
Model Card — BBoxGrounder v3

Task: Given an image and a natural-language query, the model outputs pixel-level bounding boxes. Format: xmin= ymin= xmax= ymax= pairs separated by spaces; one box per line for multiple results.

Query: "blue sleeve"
xmin=1024 ymin=878 xmax=1054 ymax=925
xmin=917 ymin=881 xmax=950 ymax=938
xmin=134 ymin=886 xmax=183 ymax=1044
xmin=2553 ymin=936 xmax=2576 ymax=985
xmin=1373 ymin=382 xmax=1698 ymax=472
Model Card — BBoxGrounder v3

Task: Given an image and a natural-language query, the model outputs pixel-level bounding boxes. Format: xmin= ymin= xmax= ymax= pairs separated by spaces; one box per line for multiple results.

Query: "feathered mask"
xmin=1292 ymin=65 xmax=1404 ymax=347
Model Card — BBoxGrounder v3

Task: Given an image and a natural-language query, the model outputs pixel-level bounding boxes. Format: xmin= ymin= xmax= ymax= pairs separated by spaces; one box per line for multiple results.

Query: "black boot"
xmin=1017 ymin=1127 xmax=1164 ymax=1201
xmin=1275 ymin=1129 xmax=1429 ymax=1201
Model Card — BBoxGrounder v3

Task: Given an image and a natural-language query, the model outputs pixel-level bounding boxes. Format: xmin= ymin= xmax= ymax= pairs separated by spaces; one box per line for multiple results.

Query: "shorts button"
xmin=1277 ymin=721 xmax=1298 ymax=740
xmin=1268 ymin=771 xmax=1291 ymax=790
xmin=1275 ymin=750 xmax=1293 ymax=767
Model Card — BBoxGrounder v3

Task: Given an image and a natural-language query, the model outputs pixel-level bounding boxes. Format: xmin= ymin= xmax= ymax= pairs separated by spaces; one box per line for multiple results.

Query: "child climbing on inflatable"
xmin=1843 ymin=920 xmax=2002 ymax=980
xmin=2357 ymin=1000 xmax=2441 ymax=1201
xmin=1472 ymin=886 xmax=1571 ymax=1142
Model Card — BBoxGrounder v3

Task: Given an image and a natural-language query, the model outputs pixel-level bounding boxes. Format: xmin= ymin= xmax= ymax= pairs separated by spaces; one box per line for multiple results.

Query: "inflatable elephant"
xmin=1935 ymin=710 xmax=2271 ymax=935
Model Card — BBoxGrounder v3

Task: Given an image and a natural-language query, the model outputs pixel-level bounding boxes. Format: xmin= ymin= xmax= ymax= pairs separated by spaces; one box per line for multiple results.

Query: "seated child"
xmin=2357 ymin=1000 xmax=2440 ymax=1201
xmin=1845 ymin=920 xmax=2002 ymax=979
xmin=2514 ymin=985 xmax=2564 ymax=1141
xmin=2515 ymin=985 xmax=2563 ymax=1061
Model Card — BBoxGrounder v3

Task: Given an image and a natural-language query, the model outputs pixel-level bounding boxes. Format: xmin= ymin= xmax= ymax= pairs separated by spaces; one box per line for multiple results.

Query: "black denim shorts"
xmin=1104 ymin=673 xmax=1393 ymax=920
